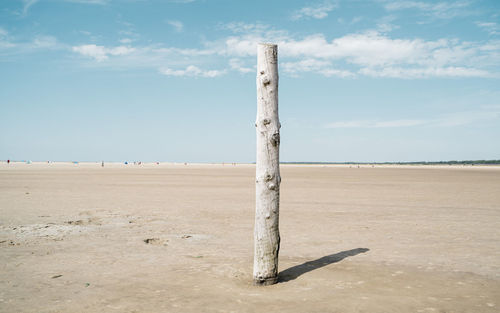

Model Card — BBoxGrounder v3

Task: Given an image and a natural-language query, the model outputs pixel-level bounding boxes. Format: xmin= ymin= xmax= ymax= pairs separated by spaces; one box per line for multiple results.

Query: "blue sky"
xmin=1 ymin=0 xmax=499 ymax=162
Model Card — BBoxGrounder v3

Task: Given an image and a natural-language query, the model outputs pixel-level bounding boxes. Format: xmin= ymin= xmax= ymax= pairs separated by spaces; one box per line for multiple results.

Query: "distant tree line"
xmin=280 ymin=160 xmax=500 ymax=165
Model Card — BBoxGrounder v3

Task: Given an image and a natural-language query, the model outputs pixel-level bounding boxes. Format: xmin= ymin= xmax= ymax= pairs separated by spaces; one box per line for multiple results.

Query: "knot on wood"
xmin=264 ymin=172 xmax=274 ymax=181
xmin=262 ymin=118 xmax=271 ymax=125
xmin=267 ymin=183 xmax=277 ymax=190
xmin=271 ymin=133 xmax=280 ymax=146
xmin=261 ymin=75 xmax=270 ymax=85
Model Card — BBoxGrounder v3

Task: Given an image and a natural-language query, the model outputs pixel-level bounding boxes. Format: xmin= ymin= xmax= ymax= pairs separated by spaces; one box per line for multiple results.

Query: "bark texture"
xmin=253 ymin=43 xmax=280 ymax=286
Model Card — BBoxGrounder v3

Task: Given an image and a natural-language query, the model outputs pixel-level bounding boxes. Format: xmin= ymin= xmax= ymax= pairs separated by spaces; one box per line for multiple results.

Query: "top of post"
xmin=258 ymin=43 xmax=277 ymax=48
xmin=257 ymin=43 xmax=278 ymax=66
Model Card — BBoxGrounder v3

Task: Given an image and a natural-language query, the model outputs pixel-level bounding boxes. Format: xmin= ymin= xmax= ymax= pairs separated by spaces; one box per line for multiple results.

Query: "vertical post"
xmin=254 ymin=43 xmax=280 ymax=286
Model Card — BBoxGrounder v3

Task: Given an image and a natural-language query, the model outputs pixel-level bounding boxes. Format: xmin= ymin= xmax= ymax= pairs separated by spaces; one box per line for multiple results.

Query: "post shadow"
xmin=278 ymin=248 xmax=369 ymax=283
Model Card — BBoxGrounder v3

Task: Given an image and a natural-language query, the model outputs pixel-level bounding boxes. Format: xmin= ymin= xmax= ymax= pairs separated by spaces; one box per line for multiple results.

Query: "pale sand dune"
xmin=1 ymin=163 xmax=499 ymax=312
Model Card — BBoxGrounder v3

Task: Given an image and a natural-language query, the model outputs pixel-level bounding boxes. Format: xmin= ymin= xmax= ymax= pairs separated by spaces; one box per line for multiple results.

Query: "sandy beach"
xmin=1 ymin=162 xmax=499 ymax=313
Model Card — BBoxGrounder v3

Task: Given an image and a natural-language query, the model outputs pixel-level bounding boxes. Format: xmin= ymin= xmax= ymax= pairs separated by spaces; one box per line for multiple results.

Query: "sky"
xmin=0 ymin=0 xmax=499 ymax=163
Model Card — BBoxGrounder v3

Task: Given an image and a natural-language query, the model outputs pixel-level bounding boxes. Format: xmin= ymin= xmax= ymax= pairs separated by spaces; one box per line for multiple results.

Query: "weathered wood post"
xmin=253 ymin=43 xmax=281 ymax=286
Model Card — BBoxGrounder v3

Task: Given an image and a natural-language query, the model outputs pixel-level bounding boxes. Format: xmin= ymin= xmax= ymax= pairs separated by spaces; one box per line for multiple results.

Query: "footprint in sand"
xmin=143 ymin=238 xmax=168 ymax=246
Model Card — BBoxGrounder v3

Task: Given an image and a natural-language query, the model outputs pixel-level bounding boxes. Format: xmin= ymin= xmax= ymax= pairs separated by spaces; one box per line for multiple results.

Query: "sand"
xmin=1 ymin=162 xmax=499 ymax=312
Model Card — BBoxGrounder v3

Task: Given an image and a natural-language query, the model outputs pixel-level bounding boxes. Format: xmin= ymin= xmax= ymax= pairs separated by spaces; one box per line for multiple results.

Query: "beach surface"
xmin=1 ymin=162 xmax=499 ymax=312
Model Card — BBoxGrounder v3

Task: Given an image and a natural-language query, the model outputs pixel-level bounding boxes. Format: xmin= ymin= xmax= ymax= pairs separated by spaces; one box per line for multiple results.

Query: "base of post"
xmin=253 ymin=276 xmax=278 ymax=286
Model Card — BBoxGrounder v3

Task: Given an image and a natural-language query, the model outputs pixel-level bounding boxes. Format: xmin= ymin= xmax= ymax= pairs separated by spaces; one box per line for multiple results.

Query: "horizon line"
xmin=2 ymin=159 xmax=500 ymax=165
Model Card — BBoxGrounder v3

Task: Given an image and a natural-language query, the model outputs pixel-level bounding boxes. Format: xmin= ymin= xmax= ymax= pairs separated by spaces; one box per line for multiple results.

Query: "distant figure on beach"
xmin=101 ymin=161 xmax=104 ymax=167
xmin=7 ymin=159 xmax=10 ymax=164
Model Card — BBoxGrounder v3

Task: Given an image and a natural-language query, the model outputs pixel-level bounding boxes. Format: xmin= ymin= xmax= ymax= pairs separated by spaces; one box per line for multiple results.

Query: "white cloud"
xmin=282 ymin=58 xmax=354 ymax=77
xmin=215 ymin=24 xmax=500 ymax=78
xmin=383 ymin=0 xmax=471 ymax=19
xmin=72 ymin=45 xmax=107 ymax=61
xmin=476 ymin=22 xmax=499 ymax=36
xmin=0 ymin=28 xmax=16 ymax=49
xmin=292 ymin=1 xmax=338 ymax=20
xmin=221 ymin=22 xmax=273 ymax=34
xmin=376 ymin=15 xmax=399 ymax=33
xmin=119 ymin=38 xmax=133 ymax=44
xmin=359 ymin=66 xmax=492 ymax=78
xmin=32 ymin=35 xmax=59 ymax=49
xmin=152 ymin=46 xmax=215 ymax=56
xmin=159 ymin=65 xmax=225 ymax=78
xmin=0 ymin=28 xmax=9 ymax=41
xmin=325 ymin=119 xmax=426 ymax=128
xmin=66 ymin=21 xmax=499 ymax=79
xmin=276 ymin=32 xmax=446 ymax=67
xmin=325 ymin=110 xmax=500 ymax=128
xmin=20 ymin=0 xmax=108 ymax=16
xmin=22 ymin=0 xmax=38 ymax=16
xmin=72 ymin=44 xmax=135 ymax=61
xmin=69 ymin=42 xmax=217 ymax=72
xmin=229 ymin=58 xmax=253 ymax=73
xmin=0 ymin=31 xmax=62 ymax=52
xmin=434 ymin=110 xmax=500 ymax=127
xmin=167 ymin=20 xmax=184 ymax=32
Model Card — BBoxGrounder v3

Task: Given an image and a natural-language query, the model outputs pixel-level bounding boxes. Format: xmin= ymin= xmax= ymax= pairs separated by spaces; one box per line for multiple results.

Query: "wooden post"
xmin=253 ymin=43 xmax=280 ymax=286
